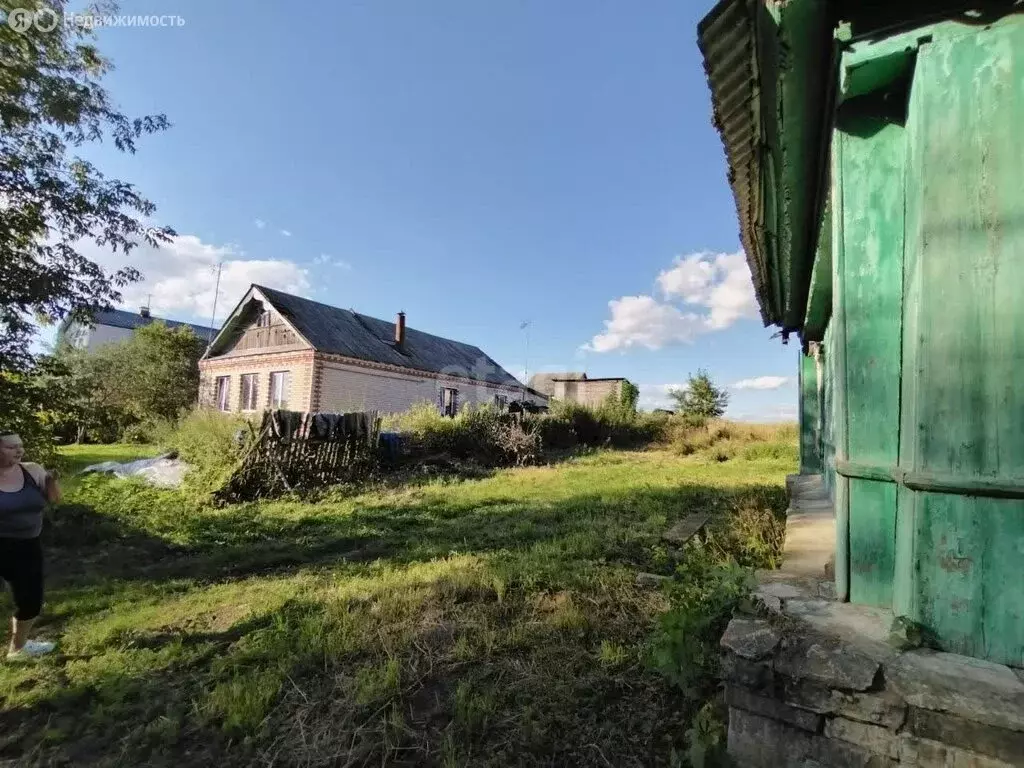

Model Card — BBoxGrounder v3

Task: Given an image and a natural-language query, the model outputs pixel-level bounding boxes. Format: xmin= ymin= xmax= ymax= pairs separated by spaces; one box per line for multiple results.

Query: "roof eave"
xmin=699 ymin=0 xmax=836 ymax=332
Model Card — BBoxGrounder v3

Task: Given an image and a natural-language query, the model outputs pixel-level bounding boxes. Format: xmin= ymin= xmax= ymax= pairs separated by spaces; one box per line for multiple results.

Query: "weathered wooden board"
xmin=837 ymin=113 xmax=905 ymax=607
xmin=799 ymin=352 xmax=823 ymax=474
xmin=662 ymin=514 xmax=711 ymax=546
xmin=897 ymin=22 xmax=1024 ymax=666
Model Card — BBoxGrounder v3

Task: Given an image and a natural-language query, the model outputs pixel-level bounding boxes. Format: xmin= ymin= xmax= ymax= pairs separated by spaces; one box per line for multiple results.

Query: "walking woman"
xmin=0 ymin=430 xmax=60 ymax=659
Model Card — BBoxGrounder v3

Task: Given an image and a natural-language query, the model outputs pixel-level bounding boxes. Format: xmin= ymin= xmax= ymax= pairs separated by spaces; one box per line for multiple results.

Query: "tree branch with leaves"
xmin=0 ymin=0 xmax=172 ymax=455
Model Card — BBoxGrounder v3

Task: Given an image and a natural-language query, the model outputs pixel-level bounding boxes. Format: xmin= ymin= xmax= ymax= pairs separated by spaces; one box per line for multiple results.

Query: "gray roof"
xmin=255 ymin=285 xmax=523 ymax=388
xmin=528 ymin=372 xmax=586 ymax=397
xmin=93 ymin=309 xmax=218 ymax=339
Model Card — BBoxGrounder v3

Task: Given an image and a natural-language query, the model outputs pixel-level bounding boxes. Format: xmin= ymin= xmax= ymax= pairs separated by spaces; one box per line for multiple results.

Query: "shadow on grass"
xmin=2 ymin=474 xmax=790 ymax=768
xmin=43 ymin=482 xmax=787 ymax=592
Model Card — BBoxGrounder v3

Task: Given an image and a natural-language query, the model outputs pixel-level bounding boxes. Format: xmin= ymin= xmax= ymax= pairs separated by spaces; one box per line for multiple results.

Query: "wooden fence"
xmin=215 ymin=409 xmax=382 ymax=502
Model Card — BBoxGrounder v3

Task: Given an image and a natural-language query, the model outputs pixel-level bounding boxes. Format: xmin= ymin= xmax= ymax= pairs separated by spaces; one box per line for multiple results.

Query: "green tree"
xmin=0 ymin=0 xmax=172 ymax=451
xmin=669 ymin=370 xmax=729 ymax=423
xmin=49 ymin=323 xmax=205 ymax=441
xmin=619 ymin=380 xmax=640 ymax=412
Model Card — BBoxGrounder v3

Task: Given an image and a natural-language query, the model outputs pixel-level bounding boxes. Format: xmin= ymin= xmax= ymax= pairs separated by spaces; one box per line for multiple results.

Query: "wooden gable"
xmin=207 ymin=298 xmax=310 ymax=358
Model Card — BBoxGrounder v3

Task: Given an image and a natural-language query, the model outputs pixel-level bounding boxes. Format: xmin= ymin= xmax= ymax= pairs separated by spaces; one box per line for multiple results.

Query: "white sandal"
xmin=6 ymin=639 xmax=55 ymax=660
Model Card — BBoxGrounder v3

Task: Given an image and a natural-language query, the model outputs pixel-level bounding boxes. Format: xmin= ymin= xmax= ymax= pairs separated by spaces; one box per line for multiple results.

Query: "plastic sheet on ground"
xmin=80 ymin=453 xmax=190 ymax=489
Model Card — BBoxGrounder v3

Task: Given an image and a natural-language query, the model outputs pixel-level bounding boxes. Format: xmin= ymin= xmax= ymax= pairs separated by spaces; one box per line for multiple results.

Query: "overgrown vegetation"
xmin=0 ymin=429 xmax=794 ymax=767
xmin=0 ymin=0 xmax=171 ymax=457
xmin=383 ymin=398 xmax=668 ymax=472
xmin=42 ymin=323 xmax=207 ymax=444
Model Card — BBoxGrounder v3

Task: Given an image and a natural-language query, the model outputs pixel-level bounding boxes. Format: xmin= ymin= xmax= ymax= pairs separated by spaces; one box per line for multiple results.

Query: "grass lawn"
xmin=0 ymin=437 xmax=795 ymax=767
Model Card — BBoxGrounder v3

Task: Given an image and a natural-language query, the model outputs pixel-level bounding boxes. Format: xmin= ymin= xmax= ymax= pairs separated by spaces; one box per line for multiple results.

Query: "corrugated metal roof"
xmin=255 ymin=286 xmax=523 ymax=388
xmin=94 ymin=308 xmax=218 ymax=339
xmin=698 ymin=0 xmax=774 ymax=326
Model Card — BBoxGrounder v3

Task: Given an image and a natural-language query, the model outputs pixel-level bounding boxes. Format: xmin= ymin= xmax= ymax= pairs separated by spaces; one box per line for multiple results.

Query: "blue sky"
xmin=67 ymin=0 xmax=797 ymax=417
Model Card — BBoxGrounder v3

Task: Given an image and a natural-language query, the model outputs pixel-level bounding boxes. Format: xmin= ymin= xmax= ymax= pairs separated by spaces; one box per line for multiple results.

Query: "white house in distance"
xmin=58 ymin=307 xmax=218 ymax=351
xmin=198 ymin=284 xmax=547 ymax=415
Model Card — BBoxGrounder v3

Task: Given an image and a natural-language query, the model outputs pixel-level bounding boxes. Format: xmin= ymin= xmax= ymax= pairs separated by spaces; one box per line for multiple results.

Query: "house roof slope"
xmin=254 ymin=285 xmax=523 ymax=388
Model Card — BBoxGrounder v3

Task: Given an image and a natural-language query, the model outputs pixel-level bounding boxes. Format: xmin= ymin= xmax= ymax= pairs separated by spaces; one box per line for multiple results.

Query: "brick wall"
xmin=200 ymin=350 xmax=545 ymax=416
xmin=198 ymin=350 xmax=315 ymax=413
xmin=553 ymin=379 xmax=624 ymax=408
xmin=314 ymin=356 xmax=534 ymax=414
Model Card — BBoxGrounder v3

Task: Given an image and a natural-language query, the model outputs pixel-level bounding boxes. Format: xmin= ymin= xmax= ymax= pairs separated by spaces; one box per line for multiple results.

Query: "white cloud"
xmin=730 ymin=404 xmax=798 ymax=423
xmin=585 ymin=250 xmax=758 ymax=352
xmin=254 ymin=219 xmax=266 ymax=229
xmin=657 ymin=251 xmax=758 ymax=330
xmin=333 ymin=259 xmax=353 ymax=270
xmin=733 ymin=376 xmax=791 ymax=391
xmin=584 ymin=295 xmax=704 ymax=353
xmin=84 ymin=233 xmax=310 ymax=322
xmin=637 ymin=383 xmax=686 ymax=410
xmin=280 ymin=229 xmax=292 ymax=237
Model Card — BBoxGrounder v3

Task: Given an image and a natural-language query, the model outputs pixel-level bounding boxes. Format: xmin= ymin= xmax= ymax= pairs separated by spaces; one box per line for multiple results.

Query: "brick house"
xmin=528 ymin=372 xmax=629 ymax=408
xmin=198 ymin=285 xmax=545 ymax=415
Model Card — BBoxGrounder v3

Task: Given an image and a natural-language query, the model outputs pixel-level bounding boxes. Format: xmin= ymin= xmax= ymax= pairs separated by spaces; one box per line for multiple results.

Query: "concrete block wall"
xmin=552 ymin=379 xmax=623 ymax=408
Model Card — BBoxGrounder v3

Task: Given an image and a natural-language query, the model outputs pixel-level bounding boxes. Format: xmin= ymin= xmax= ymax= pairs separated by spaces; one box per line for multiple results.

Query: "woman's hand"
xmin=43 ymin=470 xmax=62 ymax=504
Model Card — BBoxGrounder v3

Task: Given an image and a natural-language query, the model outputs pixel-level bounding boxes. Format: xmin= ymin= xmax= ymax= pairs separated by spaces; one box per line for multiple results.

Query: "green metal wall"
xmin=829 ymin=18 xmax=1024 ymax=665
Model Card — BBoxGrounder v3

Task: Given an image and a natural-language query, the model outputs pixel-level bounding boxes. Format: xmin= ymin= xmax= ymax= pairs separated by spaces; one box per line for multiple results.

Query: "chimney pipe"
xmin=395 ymin=311 xmax=406 ymax=347
xmin=140 ymin=306 xmax=151 ymax=319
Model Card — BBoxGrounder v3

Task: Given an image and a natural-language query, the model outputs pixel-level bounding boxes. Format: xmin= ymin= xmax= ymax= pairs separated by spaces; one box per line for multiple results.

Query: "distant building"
xmin=199 ymin=284 xmax=547 ymax=415
xmin=528 ymin=372 xmax=629 ymax=408
xmin=57 ymin=307 xmax=218 ymax=351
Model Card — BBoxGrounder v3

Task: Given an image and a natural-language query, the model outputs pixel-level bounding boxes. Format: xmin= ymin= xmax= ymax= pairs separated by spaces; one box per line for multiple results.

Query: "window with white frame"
xmin=269 ymin=370 xmax=290 ymax=410
xmin=215 ymin=376 xmax=231 ymax=412
xmin=440 ymin=387 xmax=458 ymax=417
xmin=240 ymin=373 xmax=258 ymax=411
xmin=494 ymin=394 xmax=508 ymax=409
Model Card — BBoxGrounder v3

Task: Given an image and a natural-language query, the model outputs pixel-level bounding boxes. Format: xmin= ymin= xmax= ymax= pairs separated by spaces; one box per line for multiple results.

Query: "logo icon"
xmin=34 ymin=7 xmax=59 ymax=32
xmin=7 ymin=8 xmax=34 ymax=32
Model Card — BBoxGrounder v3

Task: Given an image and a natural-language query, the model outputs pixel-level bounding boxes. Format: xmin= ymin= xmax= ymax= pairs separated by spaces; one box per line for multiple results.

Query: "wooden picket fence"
xmin=215 ymin=409 xmax=382 ymax=502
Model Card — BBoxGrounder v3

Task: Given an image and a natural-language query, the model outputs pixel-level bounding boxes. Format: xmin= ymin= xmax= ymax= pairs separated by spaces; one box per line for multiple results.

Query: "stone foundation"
xmin=721 ymin=476 xmax=1024 ymax=767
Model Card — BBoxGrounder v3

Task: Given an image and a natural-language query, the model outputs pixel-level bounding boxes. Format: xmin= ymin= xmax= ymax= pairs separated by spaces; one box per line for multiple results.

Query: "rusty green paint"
xmin=799 ymin=351 xmax=823 ymax=474
xmin=835 ymin=109 xmax=905 ymax=607
xmin=894 ymin=22 xmax=1024 ymax=666
xmin=830 ymin=137 xmax=849 ymax=602
xmin=802 ymin=202 xmax=832 ymax=342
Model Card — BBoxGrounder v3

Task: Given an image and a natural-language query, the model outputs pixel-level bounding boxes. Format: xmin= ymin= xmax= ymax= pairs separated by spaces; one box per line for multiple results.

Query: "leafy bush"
xmin=157 ymin=408 xmax=251 ymax=493
xmin=650 ymin=544 xmax=752 ymax=697
xmin=383 ymin=402 xmax=503 ymax=463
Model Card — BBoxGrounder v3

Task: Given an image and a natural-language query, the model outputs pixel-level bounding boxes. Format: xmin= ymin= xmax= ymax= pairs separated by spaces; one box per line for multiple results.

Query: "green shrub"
xmin=650 ymin=544 xmax=752 ymax=697
xmin=157 ymin=408 xmax=251 ymax=493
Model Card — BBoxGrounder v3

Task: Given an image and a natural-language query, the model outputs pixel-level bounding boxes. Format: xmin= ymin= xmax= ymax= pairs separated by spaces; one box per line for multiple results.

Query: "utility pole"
xmin=520 ymin=320 xmax=531 ymax=401
xmin=208 ymin=261 xmax=223 ymax=345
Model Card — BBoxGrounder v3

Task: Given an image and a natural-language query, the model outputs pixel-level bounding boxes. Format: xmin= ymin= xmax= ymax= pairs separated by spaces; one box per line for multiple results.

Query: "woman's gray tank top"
xmin=0 ymin=466 xmax=47 ymax=539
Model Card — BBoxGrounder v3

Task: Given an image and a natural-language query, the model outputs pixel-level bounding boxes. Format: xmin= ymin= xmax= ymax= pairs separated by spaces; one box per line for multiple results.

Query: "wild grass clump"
xmin=157 ymin=408 xmax=252 ymax=494
xmin=383 ymin=403 xmax=540 ymax=466
xmin=662 ymin=417 xmax=797 ymax=464
xmin=649 ymin=483 xmax=787 ymax=765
